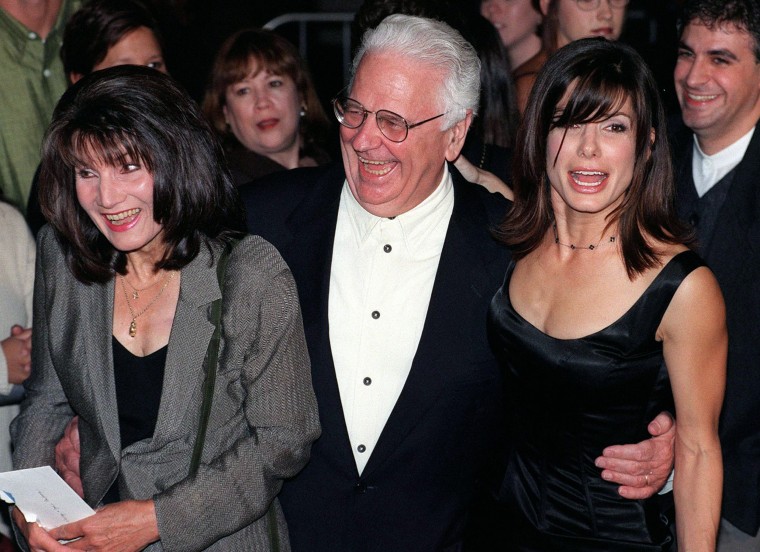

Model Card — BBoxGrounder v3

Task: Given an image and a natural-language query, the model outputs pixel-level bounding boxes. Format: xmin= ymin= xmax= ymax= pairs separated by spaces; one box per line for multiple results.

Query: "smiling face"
xmin=480 ymin=0 xmax=542 ymax=53
xmin=546 ymin=94 xmax=637 ymax=219
xmin=92 ymin=26 xmax=166 ymax=73
xmin=542 ymin=0 xmax=626 ymax=48
xmin=75 ymin=151 xmax=164 ymax=255
xmin=674 ymin=21 xmax=760 ymax=155
xmin=222 ymin=58 xmax=303 ymax=167
xmin=340 ymin=52 xmax=469 ymax=218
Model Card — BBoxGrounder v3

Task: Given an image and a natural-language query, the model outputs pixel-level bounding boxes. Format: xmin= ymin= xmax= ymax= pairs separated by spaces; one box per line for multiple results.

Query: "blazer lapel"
xmin=362 ymin=173 xmax=505 ymax=476
xmin=285 ymin=169 xmax=359 ymax=476
xmin=149 ymin=245 xmax=218 ymax=445
xmin=84 ymin=279 xmax=121 ymax=463
xmin=706 ymin=126 xmax=760 ymax=292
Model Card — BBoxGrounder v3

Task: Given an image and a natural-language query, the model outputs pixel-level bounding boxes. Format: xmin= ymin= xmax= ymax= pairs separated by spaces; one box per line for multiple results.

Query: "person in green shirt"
xmin=0 ymin=0 xmax=81 ymax=211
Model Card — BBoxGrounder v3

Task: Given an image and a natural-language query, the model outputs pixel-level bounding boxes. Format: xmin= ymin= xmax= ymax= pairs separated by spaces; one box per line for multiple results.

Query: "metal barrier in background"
xmin=264 ymin=12 xmax=355 ymax=86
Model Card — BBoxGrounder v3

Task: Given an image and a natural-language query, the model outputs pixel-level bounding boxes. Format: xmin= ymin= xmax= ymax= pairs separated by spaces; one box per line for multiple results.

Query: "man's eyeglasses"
xmin=332 ymin=96 xmax=445 ymax=143
xmin=574 ymin=0 xmax=629 ymax=11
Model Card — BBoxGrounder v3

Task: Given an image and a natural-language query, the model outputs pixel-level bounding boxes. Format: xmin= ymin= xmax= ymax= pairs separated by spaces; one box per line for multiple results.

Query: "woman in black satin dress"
xmin=488 ymin=38 xmax=726 ymax=551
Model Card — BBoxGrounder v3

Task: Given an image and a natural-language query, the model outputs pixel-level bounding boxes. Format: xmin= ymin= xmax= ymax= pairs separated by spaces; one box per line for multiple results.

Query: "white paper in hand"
xmin=0 ymin=466 xmax=95 ymax=529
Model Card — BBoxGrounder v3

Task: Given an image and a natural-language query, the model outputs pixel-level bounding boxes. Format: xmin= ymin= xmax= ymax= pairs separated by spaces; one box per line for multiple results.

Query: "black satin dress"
xmin=487 ymin=250 xmax=704 ymax=551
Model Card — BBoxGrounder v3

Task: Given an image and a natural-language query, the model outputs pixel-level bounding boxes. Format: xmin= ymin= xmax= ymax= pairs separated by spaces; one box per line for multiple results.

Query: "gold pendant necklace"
xmin=120 ymin=272 xmax=175 ymax=337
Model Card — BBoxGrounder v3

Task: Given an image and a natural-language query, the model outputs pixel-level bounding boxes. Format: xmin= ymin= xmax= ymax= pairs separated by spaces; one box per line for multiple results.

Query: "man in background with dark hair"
xmin=671 ymin=0 xmax=760 ymax=548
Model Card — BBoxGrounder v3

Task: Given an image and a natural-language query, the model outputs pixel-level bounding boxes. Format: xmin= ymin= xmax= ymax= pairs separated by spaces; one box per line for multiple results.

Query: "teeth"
xmin=570 ymin=171 xmax=607 ymax=186
xmin=105 ymin=208 xmax=140 ymax=222
xmin=358 ymin=156 xmax=393 ymax=176
xmin=688 ymin=93 xmax=718 ymax=102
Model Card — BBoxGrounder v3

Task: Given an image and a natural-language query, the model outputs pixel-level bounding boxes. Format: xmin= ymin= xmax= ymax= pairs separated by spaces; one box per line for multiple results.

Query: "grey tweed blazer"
xmin=11 ymin=227 xmax=320 ymax=551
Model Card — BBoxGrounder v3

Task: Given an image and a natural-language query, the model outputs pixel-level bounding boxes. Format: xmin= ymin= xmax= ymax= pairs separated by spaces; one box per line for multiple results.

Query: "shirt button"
xmin=357 ymin=444 xmax=366 ymax=453
xmin=363 ymin=377 xmax=372 ymax=386
xmin=42 ymin=68 xmax=52 ymax=78
xmin=355 ymin=482 xmax=367 ymax=493
xmin=28 ymin=31 xmax=37 ymax=40
xmin=371 ymin=310 xmax=380 ymax=319
xmin=383 ymin=244 xmax=392 ymax=253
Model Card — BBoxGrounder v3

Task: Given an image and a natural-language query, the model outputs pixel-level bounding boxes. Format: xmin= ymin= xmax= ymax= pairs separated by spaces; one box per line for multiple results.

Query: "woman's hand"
xmin=48 ymin=500 xmax=159 ymax=551
xmin=54 ymin=416 xmax=83 ymax=497
xmin=11 ymin=506 xmax=69 ymax=552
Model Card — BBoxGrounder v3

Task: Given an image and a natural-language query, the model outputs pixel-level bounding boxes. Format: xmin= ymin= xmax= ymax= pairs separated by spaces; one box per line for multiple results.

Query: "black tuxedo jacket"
xmin=672 ymin=122 xmax=760 ymax=536
xmin=241 ymin=163 xmax=511 ymax=551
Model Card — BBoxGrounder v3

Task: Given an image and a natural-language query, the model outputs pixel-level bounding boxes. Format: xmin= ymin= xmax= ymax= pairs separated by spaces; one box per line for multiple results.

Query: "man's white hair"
xmin=350 ymin=14 xmax=481 ymax=129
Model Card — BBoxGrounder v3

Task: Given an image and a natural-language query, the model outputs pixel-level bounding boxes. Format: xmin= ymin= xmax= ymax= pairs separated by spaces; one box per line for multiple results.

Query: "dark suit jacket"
xmin=12 ymin=229 xmax=321 ymax=551
xmin=242 ymin=162 xmax=512 ymax=551
xmin=672 ymin=121 xmax=760 ymax=536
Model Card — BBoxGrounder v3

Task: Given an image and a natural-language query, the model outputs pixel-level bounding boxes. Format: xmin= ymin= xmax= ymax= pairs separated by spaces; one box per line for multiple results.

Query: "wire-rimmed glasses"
xmin=332 ymin=96 xmax=445 ymax=143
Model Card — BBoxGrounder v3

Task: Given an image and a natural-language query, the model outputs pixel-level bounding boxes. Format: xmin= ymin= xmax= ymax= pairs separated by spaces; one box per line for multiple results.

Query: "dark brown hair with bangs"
xmin=202 ymin=28 xmax=329 ymax=154
xmin=498 ymin=37 xmax=692 ymax=278
xmin=40 ymin=65 xmax=245 ymax=284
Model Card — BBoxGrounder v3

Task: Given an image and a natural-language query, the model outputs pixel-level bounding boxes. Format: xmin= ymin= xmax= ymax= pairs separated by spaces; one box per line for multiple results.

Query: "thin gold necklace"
xmin=552 ymin=223 xmax=616 ymax=251
xmin=120 ymin=271 xmax=175 ymax=338
xmin=122 ymin=274 xmax=165 ymax=300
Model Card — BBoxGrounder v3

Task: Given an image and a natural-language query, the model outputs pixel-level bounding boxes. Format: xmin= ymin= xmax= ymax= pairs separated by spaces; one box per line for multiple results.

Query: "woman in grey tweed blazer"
xmin=10 ymin=65 xmax=320 ymax=551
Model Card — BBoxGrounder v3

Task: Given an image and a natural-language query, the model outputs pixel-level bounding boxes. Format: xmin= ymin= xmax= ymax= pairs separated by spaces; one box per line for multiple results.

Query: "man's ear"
xmin=539 ymin=0 xmax=551 ymax=17
xmin=69 ymin=72 xmax=83 ymax=84
xmin=444 ymin=110 xmax=473 ymax=162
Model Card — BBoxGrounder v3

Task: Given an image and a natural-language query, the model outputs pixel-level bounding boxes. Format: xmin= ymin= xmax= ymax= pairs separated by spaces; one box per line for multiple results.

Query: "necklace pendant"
xmin=132 ymin=290 xmax=139 ymax=300
xmin=129 ymin=319 xmax=137 ymax=338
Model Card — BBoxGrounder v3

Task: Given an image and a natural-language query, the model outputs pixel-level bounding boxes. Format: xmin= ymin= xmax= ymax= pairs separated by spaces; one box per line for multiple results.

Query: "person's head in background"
xmin=675 ymin=0 xmax=760 ymax=155
xmin=539 ymin=0 xmax=628 ymax=53
xmin=480 ymin=0 xmax=543 ymax=71
xmin=202 ymin=28 xmax=330 ymax=171
xmin=61 ymin=0 xmax=166 ymax=84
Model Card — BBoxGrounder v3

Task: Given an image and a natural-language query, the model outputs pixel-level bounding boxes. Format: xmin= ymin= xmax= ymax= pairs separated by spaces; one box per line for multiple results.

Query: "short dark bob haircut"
xmin=40 ymin=65 xmax=245 ymax=284
xmin=202 ymin=28 xmax=329 ymax=156
xmin=499 ymin=38 xmax=691 ymax=278
xmin=61 ymin=0 xmax=164 ymax=78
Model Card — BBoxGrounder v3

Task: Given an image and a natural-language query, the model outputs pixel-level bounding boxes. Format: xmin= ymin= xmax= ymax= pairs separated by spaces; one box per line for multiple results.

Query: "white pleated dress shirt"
xmin=329 ymin=170 xmax=454 ymax=474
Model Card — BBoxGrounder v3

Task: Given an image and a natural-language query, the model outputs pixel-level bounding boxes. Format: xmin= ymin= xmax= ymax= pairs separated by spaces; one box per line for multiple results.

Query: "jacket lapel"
xmin=83 ymin=278 xmax=121 ymax=463
xmin=285 ymin=169 xmax=359 ymax=477
xmin=362 ymin=171 xmax=504 ymax=476
xmin=146 ymin=245 xmax=218 ymax=447
xmin=706 ymin=126 xmax=760 ymax=293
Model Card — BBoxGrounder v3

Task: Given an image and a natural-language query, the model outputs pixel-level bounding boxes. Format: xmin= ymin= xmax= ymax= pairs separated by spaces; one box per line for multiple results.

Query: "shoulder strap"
xmin=190 ymin=239 xmax=239 ymax=476
xmin=187 ymin=238 xmax=281 ymax=551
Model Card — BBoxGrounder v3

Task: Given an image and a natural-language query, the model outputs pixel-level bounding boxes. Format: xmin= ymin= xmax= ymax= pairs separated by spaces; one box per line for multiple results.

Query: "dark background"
xmin=152 ymin=0 xmax=684 ymax=134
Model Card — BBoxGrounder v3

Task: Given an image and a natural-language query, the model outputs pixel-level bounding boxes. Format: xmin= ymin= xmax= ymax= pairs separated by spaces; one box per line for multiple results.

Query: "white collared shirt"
xmin=692 ymin=128 xmax=754 ymax=197
xmin=329 ymin=169 xmax=454 ymax=474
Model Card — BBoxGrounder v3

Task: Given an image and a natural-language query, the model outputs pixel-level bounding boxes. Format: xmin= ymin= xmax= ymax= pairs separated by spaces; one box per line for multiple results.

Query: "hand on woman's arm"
xmin=660 ymin=266 xmax=726 ymax=552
